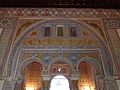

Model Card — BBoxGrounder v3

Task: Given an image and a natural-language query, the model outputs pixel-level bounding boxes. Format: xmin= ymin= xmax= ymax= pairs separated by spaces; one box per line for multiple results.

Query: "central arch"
xmin=50 ymin=75 xmax=70 ymax=90
xmin=7 ymin=19 xmax=113 ymax=90
xmin=9 ymin=19 xmax=113 ymax=77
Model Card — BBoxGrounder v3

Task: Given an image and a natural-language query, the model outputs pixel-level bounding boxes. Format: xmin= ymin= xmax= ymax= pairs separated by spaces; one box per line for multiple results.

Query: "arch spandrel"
xmin=22 ymin=62 xmax=43 ymax=90
xmin=14 ymin=19 xmax=42 ymax=42
xmin=82 ymin=19 xmax=106 ymax=41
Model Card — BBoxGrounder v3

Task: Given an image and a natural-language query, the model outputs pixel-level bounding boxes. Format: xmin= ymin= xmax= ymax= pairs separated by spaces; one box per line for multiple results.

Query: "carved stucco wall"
xmin=0 ymin=18 xmax=18 ymax=76
xmin=0 ymin=8 xmax=119 ymax=90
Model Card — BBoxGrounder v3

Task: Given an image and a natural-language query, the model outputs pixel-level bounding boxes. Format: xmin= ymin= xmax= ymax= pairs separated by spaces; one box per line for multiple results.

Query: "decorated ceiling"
xmin=0 ymin=0 xmax=120 ymax=8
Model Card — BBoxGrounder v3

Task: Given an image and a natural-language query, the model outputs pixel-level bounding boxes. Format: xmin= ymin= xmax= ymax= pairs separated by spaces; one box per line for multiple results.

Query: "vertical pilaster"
xmin=0 ymin=18 xmax=18 ymax=77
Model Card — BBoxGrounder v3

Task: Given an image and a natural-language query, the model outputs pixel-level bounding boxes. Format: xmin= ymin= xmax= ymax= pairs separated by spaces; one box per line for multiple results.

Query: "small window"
xmin=57 ymin=26 xmax=64 ymax=36
xmin=44 ymin=27 xmax=51 ymax=37
xmin=70 ymin=27 xmax=76 ymax=37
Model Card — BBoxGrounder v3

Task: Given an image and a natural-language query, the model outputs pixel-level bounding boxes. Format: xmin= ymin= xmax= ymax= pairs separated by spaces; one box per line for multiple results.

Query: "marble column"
xmin=72 ymin=80 xmax=78 ymax=90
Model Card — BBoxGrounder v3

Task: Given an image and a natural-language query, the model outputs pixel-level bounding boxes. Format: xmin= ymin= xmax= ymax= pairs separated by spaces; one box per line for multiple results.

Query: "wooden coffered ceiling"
xmin=0 ymin=0 xmax=120 ymax=8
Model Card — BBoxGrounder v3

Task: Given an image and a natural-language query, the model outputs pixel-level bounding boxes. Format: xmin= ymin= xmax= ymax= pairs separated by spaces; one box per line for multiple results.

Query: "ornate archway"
xmin=9 ymin=19 xmax=113 ymax=77
xmin=14 ymin=60 xmax=43 ymax=90
xmin=22 ymin=62 xmax=43 ymax=90
xmin=5 ymin=19 xmax=114 ymax=90
xmin=77 ymin=57 xmax=105 ymax=90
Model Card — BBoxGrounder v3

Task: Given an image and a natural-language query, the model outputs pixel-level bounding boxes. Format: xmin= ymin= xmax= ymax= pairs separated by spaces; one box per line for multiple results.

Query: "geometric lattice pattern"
xmin=78 ymin=62 xmax=95 ymax=90
xmin=23 ymin=62 xmax=42 ymax=90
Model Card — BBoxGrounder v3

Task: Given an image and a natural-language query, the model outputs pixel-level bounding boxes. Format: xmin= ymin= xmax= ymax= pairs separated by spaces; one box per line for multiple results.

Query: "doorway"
xmin=50 ymin=75 xmax=70 ymax=90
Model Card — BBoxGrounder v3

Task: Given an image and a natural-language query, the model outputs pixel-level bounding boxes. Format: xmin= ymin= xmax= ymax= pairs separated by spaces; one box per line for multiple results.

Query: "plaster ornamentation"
xmin=102 ymin=18 xmax=120 ymax=29
xmin=0 ymin=18 xmax=17 ymax=28
xmin=0 ymin=8 xmax=120 ymax=18
xmin=0 ymin=8 xmax=119 ymax=90
xmin=7 ymin=19 xmax=113 ymax=82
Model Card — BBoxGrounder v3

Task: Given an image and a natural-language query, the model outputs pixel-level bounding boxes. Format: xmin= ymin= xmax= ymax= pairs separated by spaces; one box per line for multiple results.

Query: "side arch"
xmin=77 ymin=57 xmax=104 ymax=76
xmin=17 ymin=57 xmax=43 ymax=77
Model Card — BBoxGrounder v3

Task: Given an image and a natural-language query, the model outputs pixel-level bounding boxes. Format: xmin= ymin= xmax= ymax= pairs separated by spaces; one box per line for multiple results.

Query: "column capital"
xmin=42 ymin=75 xmax=51 ymax=80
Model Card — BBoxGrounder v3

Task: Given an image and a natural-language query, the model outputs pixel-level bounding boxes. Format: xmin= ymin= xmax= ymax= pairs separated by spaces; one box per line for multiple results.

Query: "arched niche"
xmin=22 ymin=62 xmax=43 ymax=90
xmin=17 ymin=58 xmax=43 ymax=77
xmin=77 ymin=57 xmax=104 ymax=90
xmin=77 ymin=57 xmax=103 ymax=76
xmin=15 ymin=59 xmax=43 ymax=90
